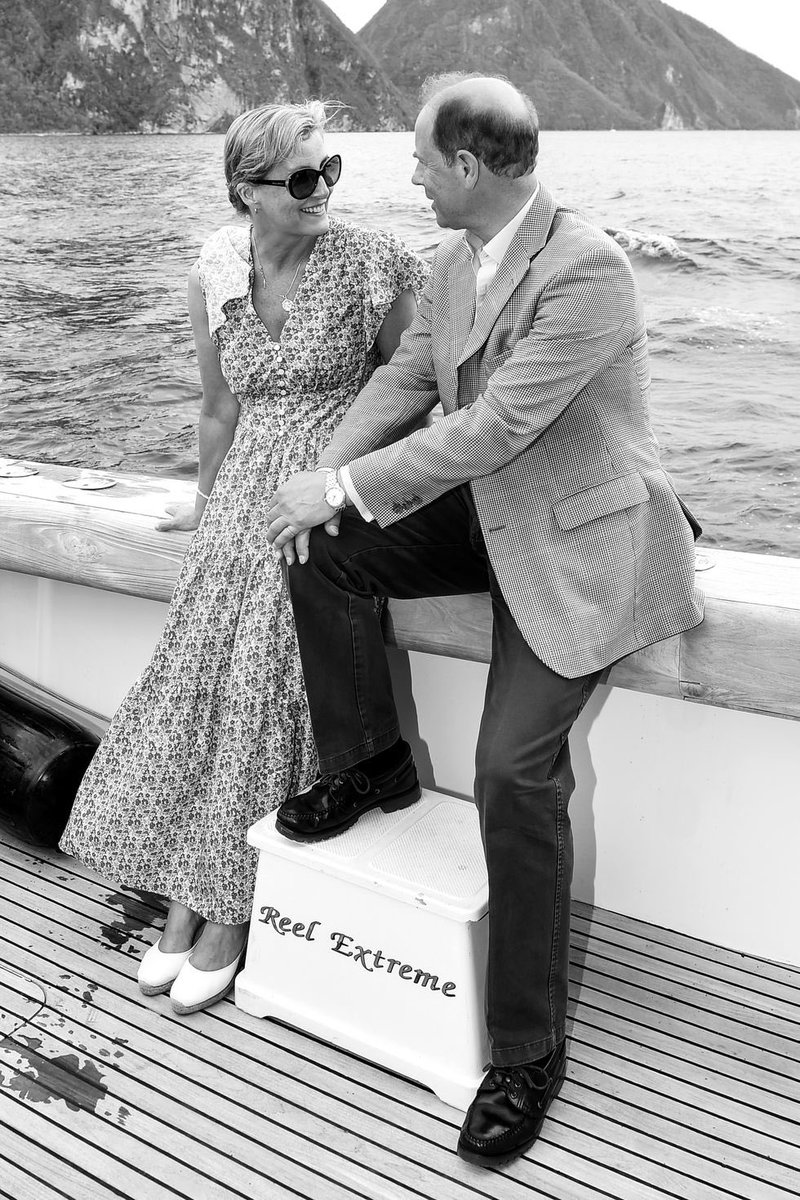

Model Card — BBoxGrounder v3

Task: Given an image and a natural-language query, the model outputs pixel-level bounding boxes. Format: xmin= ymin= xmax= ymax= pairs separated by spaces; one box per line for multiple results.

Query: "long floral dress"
xmin=60 ymin=219 xmax=428 ymax=924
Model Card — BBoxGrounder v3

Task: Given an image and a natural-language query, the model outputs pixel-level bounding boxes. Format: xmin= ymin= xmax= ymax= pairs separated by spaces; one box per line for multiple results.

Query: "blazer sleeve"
xmin=343 ymin=240 xmax=638 ymax=527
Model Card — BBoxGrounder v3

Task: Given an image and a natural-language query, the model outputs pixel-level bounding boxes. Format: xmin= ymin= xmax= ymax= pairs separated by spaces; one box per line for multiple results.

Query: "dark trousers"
xmin=287 ymin=486 xmax=600 ymax=1065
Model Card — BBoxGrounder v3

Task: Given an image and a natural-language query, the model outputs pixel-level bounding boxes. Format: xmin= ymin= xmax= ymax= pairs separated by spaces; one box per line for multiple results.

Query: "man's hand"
xmin=267 ymin=471 xmax=341 ymax=562
xmin=278 ymin=514 xmax=342 ymax=566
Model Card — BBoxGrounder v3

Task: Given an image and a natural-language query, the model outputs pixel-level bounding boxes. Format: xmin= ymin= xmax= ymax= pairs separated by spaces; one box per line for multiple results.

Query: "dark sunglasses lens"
xmin=287 ymin=156 xmax=341 ymax=199
xmin=288 ymin=169 xmax=319 ymax=200
xmin=323 ymin=156 xmax=342 ymax=187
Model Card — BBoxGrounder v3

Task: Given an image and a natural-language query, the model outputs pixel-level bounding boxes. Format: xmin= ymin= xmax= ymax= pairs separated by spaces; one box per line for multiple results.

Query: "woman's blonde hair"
xmin=224 ymin=101 xmax=330 ymax=216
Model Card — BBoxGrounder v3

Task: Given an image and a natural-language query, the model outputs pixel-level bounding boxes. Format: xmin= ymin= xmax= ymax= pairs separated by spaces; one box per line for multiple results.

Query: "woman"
xmin=60 ymin=101 xmax=428 ymax=1015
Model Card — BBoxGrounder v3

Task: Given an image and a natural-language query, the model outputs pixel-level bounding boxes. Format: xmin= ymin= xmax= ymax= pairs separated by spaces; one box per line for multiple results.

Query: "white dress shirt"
xmin=340 ymin=185 xmax=540 ymax=520
xmin=467 ymin=184 xmax=538 ymax=305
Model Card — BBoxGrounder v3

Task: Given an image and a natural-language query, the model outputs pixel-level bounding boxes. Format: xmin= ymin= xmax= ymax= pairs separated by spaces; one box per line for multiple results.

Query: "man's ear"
xmin=456 ymin=150 xmax=481 ymax=190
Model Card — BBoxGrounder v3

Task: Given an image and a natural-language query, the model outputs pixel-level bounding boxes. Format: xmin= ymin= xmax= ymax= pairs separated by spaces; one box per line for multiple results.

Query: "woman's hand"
xmin=156 ymin=503 xmax=203 ymax=533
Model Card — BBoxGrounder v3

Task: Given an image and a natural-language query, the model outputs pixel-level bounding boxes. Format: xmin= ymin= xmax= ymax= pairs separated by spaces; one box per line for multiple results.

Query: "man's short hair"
xmin=420 ymin=73 xmax=539 ymax=178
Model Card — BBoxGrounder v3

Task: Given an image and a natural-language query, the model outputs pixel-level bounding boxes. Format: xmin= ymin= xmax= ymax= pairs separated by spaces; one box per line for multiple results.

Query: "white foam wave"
xmin=605 ymin=226 xmax=689 ymax=261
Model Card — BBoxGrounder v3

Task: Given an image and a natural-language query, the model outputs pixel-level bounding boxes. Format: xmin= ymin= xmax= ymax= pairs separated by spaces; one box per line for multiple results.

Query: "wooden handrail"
xmin=2 ymin=461 xmax=799 ymax=721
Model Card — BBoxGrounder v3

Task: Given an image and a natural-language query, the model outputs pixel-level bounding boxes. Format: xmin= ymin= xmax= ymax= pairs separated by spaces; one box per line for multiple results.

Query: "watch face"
xmin=326 ymin=484 xmax=346 ymax=509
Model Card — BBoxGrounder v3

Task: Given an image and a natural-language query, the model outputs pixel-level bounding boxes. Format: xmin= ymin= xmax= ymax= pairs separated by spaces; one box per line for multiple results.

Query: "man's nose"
xmin=411 ymin=163 xmax=423 ymax=187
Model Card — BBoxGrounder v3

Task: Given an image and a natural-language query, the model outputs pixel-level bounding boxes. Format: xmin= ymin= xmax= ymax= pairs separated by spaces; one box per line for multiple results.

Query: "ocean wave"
xmin=678 ymin=235 xmax=800 ymax=280
xmin=605 ymin=226 xmax=694 ymax=265
xmin=661 ymin=306 xmax=785 ymax=347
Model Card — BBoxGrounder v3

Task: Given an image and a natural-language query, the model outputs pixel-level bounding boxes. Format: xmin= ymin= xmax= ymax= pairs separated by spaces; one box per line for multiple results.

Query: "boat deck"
xmin=0 ymin=823 xmax=798 ymax=1200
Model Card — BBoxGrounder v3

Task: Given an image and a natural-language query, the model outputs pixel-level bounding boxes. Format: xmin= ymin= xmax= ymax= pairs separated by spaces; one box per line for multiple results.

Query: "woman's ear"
xmin=237 ymin=182 xmax=255 ymax=210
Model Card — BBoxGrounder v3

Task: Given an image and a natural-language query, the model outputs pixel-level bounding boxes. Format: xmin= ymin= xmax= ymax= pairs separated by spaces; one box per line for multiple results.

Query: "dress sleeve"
xmin=361 ymin=228 xmax=430 ymax=348
xmin=196 ymin=226 xmax=252 ymax=340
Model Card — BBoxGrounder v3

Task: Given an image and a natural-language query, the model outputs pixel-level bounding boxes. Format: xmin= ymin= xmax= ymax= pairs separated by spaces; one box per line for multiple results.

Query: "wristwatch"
xmin=323 ymin=468 xmax=346 ymax=512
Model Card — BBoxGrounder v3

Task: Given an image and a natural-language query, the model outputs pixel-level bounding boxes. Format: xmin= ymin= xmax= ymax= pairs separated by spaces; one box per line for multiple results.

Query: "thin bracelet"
xmin=197 ymin=487 xmax=211 ymax=501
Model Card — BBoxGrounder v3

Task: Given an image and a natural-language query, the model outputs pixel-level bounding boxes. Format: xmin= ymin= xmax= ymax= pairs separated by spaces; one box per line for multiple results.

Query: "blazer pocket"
xmin=552 ymin=472 xmax=649 ymax=531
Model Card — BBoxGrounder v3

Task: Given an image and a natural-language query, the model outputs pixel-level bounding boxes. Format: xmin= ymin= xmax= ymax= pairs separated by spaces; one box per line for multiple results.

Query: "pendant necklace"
xmin=252 ymin=236 xmax=304 ymax=312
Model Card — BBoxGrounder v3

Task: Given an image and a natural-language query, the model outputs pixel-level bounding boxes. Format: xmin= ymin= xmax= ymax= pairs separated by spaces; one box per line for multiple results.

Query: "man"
xmin=265 ymin=75 xmax=703 ymax=1166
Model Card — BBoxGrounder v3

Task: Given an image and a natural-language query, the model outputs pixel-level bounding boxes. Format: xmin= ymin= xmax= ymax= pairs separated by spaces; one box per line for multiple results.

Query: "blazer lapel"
xmin=456 ymin=184 xmax=558 ymax=368
xmin=441 ymin=239 xmax=476 ymax=409
xmin=447 ymin=240 xmax=476 ymax=365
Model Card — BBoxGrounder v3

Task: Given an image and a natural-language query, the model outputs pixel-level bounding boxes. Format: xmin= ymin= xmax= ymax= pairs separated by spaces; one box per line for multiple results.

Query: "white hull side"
xmin=2 ymin=566 xmax=797 ymax=968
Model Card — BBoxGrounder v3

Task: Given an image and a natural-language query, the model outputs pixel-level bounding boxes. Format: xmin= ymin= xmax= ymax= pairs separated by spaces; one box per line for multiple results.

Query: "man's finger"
xmin=266 ymin=516 xmax=291 ymax=544
xmin=296 ymin=529 xmax=311 ymax=564
xmin=323 ymin=512 xmax=342 ymax=537
xmin=272 ymin=526 xmax=299 ymax=550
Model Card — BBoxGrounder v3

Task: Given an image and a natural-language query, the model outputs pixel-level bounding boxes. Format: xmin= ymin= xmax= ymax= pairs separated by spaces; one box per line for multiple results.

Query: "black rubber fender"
xmin=0 ymin=683 xmax=100 ymax=846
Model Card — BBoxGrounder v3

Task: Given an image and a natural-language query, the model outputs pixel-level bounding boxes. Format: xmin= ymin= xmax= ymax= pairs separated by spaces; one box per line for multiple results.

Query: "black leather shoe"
xmin=457 ymin=1041 xmax=567 ymax=1167
xmin=275 ymin=741 xmax=421 ymax=841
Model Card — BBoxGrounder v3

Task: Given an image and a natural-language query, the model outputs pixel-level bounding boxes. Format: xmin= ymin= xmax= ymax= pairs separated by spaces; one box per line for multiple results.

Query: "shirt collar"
xmin=464 ymin=181 xmax=540 ymax=265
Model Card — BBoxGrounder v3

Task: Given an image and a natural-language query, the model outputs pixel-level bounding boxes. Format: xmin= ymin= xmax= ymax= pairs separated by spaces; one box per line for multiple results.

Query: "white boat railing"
xmin=1 ymin=459 xmax=798 ymax=722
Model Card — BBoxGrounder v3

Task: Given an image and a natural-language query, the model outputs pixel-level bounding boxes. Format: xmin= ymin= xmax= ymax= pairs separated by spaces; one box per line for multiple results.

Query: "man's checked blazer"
xmin=320 ymin=183 xmax=704 ymax=677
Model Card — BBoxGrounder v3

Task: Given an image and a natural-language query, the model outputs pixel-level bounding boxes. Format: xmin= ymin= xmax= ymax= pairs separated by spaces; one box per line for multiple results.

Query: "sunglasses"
xmin=253 ymin=154 xmax=342 ymax=201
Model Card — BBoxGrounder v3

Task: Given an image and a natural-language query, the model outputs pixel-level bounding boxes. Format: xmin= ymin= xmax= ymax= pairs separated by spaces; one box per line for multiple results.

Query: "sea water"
xmin=1 ymin=129 xmax=798 ymax=555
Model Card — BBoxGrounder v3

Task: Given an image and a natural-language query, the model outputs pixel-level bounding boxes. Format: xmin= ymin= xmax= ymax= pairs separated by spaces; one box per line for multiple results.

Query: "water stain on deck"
xmin=3 ymin=1037 xmax=109 ymax=1114
xmin=99 ymin=888 xmax=163 ymax=952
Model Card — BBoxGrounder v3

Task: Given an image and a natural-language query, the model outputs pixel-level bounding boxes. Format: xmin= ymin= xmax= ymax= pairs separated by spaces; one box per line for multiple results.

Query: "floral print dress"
xmin=60 ymin=219 xmax=428 ymax=924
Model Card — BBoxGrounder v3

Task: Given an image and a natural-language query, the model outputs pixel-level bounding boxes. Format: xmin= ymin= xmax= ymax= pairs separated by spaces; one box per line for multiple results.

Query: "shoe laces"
xmin=486 ymin=1063 xmax=550 ymax=1109
xmin=318 ymin=768 xmax=372 ymax=806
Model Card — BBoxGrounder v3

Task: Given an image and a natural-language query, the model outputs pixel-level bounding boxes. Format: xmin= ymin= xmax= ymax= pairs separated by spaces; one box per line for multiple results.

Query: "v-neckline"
xmin=247 ymin=229 xmax=325 ymax=344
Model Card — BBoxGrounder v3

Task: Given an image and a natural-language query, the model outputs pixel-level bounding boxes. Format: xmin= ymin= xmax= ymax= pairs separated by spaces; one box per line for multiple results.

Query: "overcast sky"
xmin=323 ymin=0 xmax=800 ymax=83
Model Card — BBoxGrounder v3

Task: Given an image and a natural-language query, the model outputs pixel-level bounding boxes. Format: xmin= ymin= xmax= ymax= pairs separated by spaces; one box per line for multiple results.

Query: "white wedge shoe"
xmin=137 ymin=938 xmax=195 ymax=996
xmin=169 ymin=950 xmax=244 ymax=1015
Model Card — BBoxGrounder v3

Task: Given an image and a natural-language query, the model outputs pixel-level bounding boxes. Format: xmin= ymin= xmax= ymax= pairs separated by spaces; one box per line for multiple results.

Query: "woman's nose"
xmin=311 ymin=176 xmax=330 ymax=200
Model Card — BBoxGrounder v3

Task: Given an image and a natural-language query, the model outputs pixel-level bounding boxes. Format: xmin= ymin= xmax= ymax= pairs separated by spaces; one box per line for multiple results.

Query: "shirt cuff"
xmin=339 ymin=465 xmax=374 ymax=522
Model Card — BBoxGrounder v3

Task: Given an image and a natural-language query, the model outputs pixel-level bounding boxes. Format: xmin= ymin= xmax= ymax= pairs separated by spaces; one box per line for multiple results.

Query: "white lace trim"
xmin=197 ymin=225 xmax=253 ymax=339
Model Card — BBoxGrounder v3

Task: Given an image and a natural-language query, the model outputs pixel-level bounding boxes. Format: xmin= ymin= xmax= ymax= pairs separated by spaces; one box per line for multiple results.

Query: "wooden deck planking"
xmin=573 ymin=902 xmax=800 ymax=988
xmin=0 ymin=1124 xmax=137 ymax=1200
xmin=1 ymin=827 xmax=799 ymax=1200
xmin=566 ymin=1002 xmax=800 ymax=1141
xmin=3 ymin=859 xmax=796 ymax=1137
xmin=0 ymin=897 xmax=536 ymax=1198
xmin=4 ymin=906 xmax=798 ymax=1198
xmin=570 ymin=929 xmax=800 ymax=1030
xmin=0 ymin=949 xmax=488 ymax=1200
xmin=3 ymin=844 xmax=796 ymax=1200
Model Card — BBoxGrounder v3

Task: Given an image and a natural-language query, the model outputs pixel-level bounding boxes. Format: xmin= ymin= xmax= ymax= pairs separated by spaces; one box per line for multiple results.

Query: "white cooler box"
xmin=236 ymin=790 xmax=490 ymax=1109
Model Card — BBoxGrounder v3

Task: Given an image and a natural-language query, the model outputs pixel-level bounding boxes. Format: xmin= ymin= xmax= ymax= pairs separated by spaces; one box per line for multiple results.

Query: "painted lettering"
xmin=258 ymin=906 xmax=320 ymax=941
xmin=258 ymin=906 xmax=287 ymax=934
xmin=258 ymin=912 xmax=456 ymax=997
xmin=353 ymin=945 xmax=374 ymax=972
xmin=330 ymin=931 xmax=354 ymax=957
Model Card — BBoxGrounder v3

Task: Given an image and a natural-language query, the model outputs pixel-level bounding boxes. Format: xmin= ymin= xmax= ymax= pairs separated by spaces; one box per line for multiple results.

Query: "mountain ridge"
xmin=1 ymin=0 xmax=798 ymax=134
xmin=360 ymin=0 xmax=800 ymax=130
xmin=0 ymin=0 xmax=412 ymax=133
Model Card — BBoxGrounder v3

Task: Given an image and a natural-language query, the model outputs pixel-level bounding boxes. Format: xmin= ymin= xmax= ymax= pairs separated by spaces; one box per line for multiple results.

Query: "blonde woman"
xmin=60 ymin=101 xmax=428 ymax=1014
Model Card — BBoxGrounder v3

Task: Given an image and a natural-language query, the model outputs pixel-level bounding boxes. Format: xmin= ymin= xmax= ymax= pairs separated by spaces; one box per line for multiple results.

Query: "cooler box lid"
xmin=248 ymin=791 xmax=488 ymax=921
